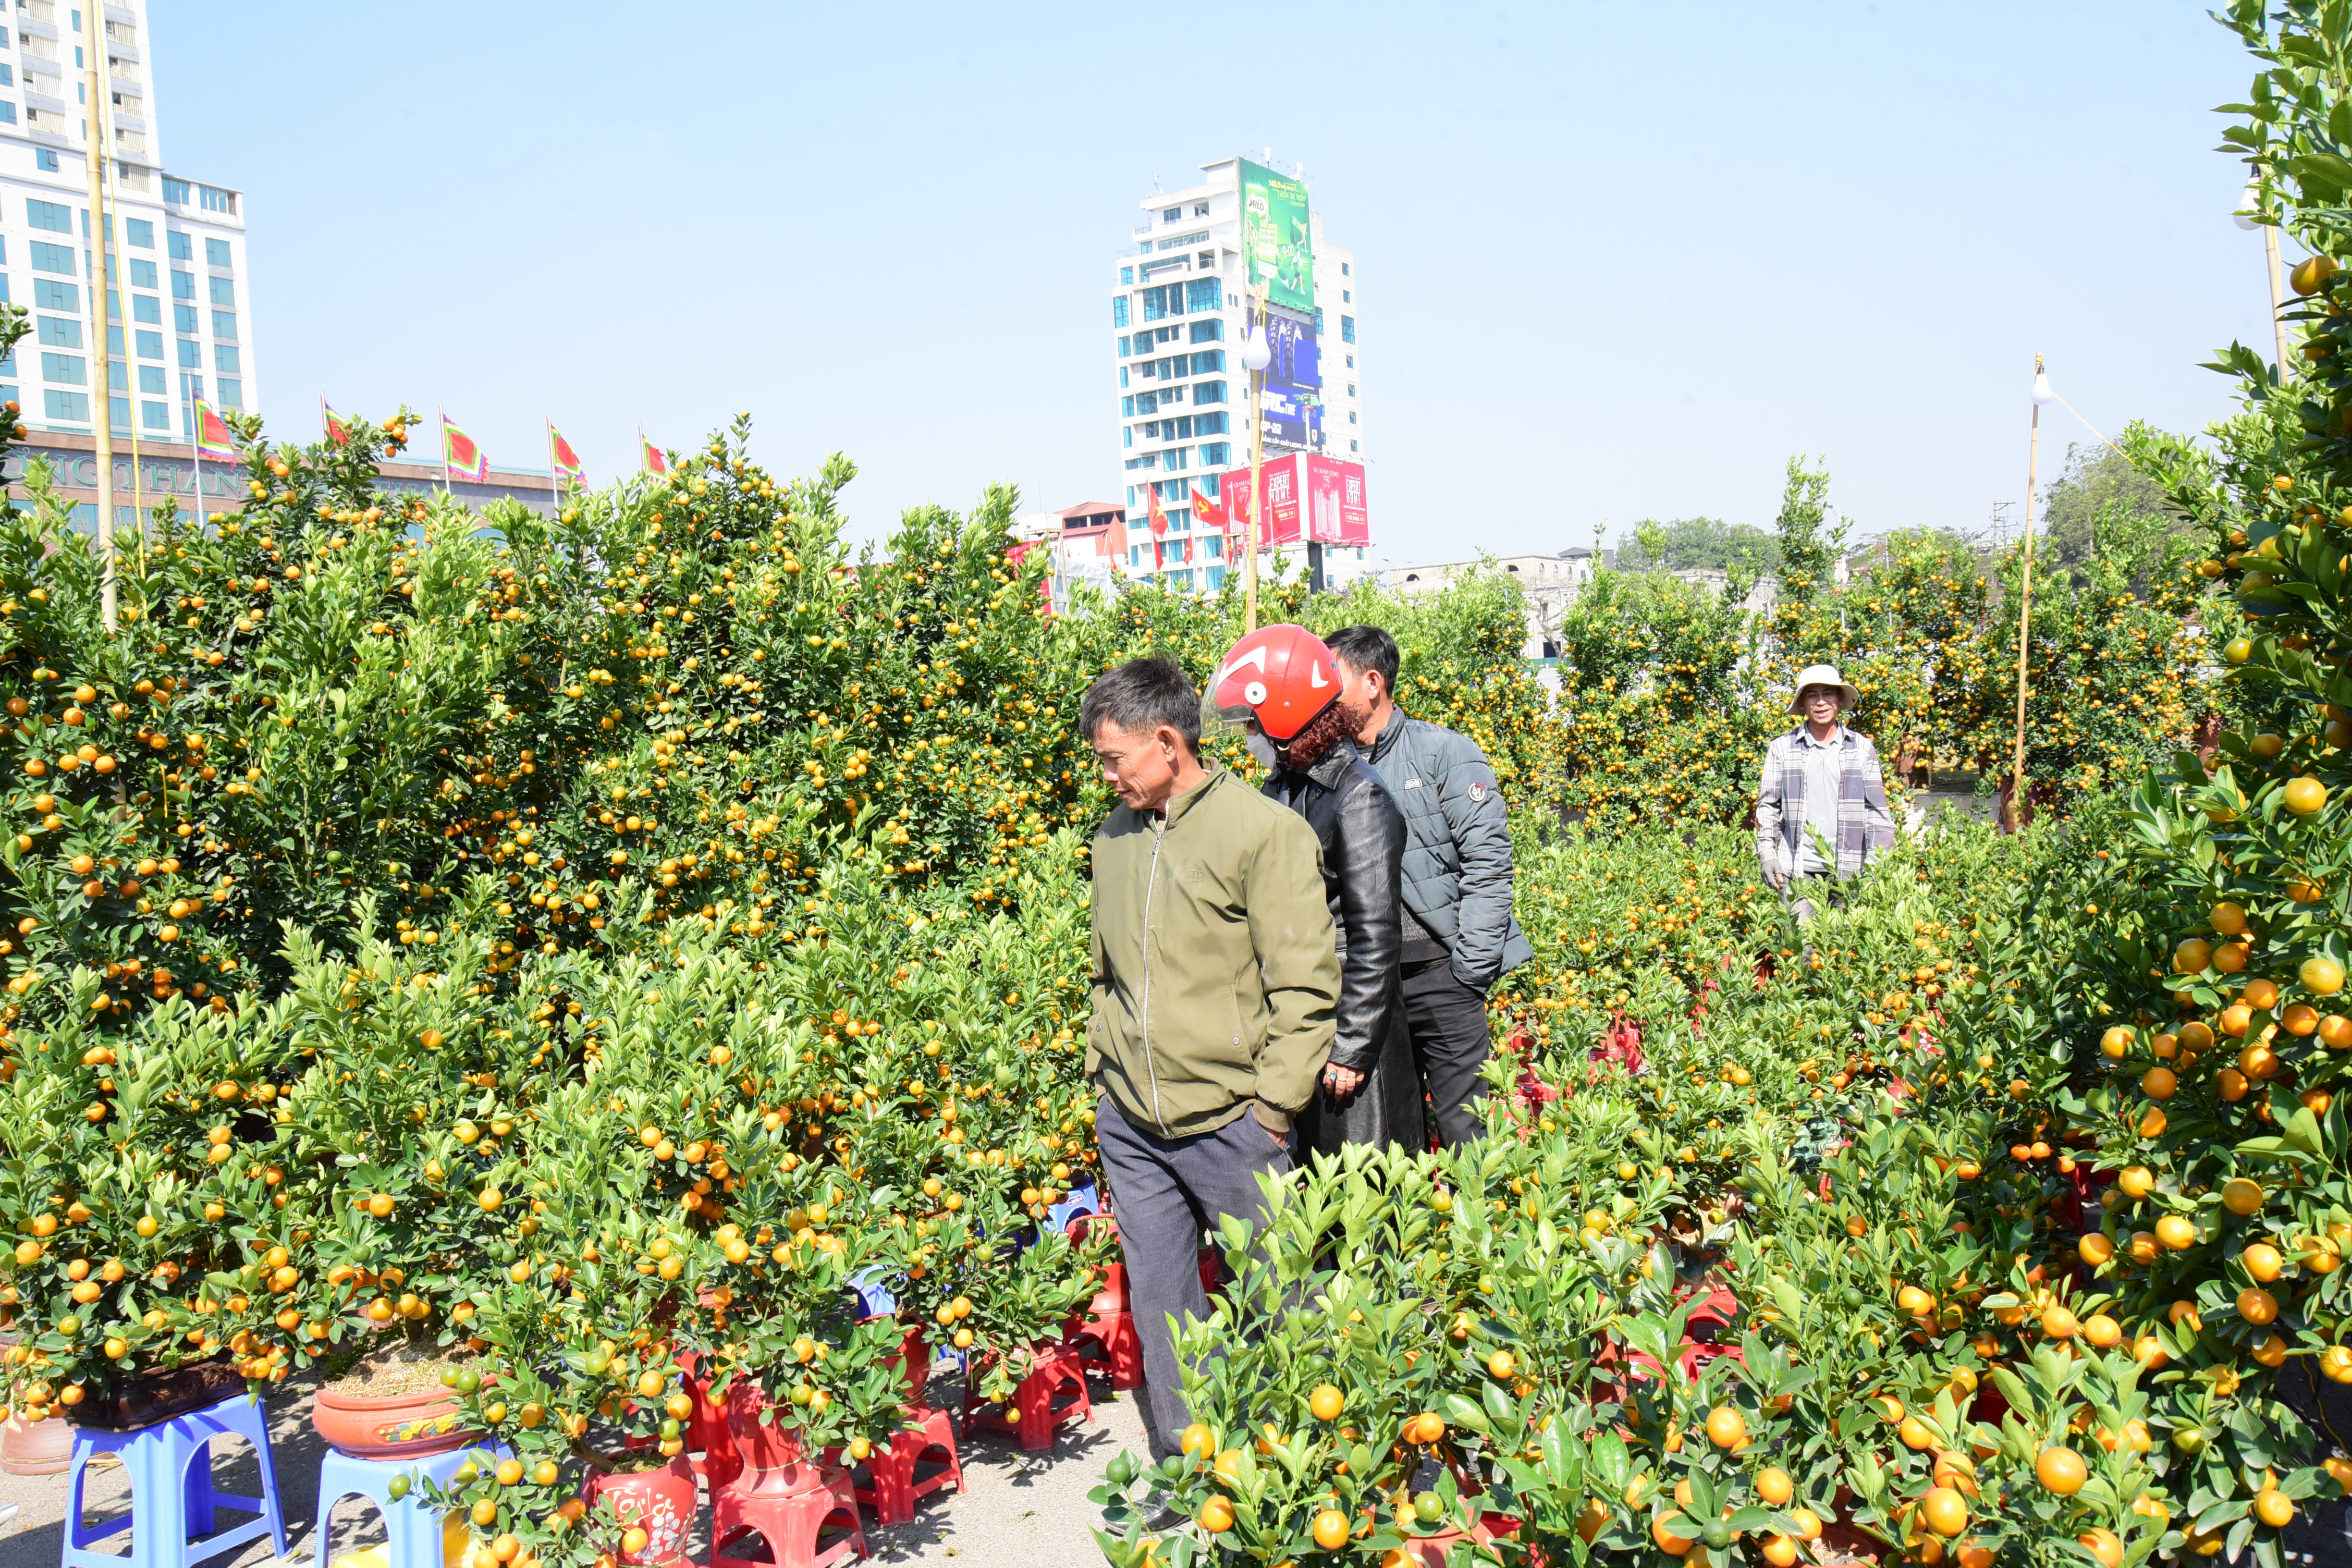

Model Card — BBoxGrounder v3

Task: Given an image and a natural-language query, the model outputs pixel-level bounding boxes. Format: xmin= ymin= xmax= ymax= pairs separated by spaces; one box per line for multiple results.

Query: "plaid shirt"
xmin=1754 ymin=724 xmax=1895 ymax=883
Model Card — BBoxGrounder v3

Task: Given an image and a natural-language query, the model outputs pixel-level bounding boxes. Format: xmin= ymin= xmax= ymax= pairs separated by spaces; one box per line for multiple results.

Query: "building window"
xmin=1341 ymin=315 xmax=1356 ymax=344
xmin=34 ymin=151 xmax=57 ymax=172
xmin=1197 ymin=251 xmax=1212 ymax=267
xmin=1111 ymin=295 xmax=1129 ymax=327
xmin=1193 ymin=412 xmax=1228 ymax=435
xmin=1341 ymin=262 xmax=1350 ymax=275
xmin=1351 ymin=439 xmax=1359 ymax=452
xmin=40 ymin=351 xmax=84 ymax=385
xmin=131 ymin=293 xmax=158 ymax=324
xmin=1134 ymin=389 xmax=1158 ymax=414
xmin=1193 ymin=202 xmax=1209 ymax=216
xmin=26 ymin=199 xmax=68 ymax=234
xmin=1161 ymin=206 xmax=1179 ymax=222
xmin=217 ymin=378 xmax=242 ymax=407
xmin=1346 ymin=354 xmax=1354 ymax=368
xmin=126 ymin=217 xmax=152 ymax=249
xmin=1185 ymin=277 xmax=1221 ymax=313
xmin=162 ymin=177 xmax=190 ymax=206
xmin=1348 ymin=383 xmax=1356 ymax=397
xmin=33 ymin=280 xmax=76 ymax=313
xmin=168 ymin=230 xmax=191 ymax=260
xmin=1122 ymin=426 xmax=1132 ymax=449
xmin=1205 ymin=536 xmax=1223 ymax=561
xmin=137 ymin=364 xmax=163 ymax=394
xmin=1348 ymin=411 xmax=1357 ymax=424
xmin=213 ymin=344 xmax=238 ymax=374
xmin=1189 ymin=318 xmax=1223 ymax=344
xmin=43 ymin=389 xmax=87 ymax=420
xmin=1120 ymin=394 xmax=1134 ymax=416
xmin=176 ymin=338 xmax=199 ymax=368
xmin=173 ymin=302 xmax=196 ymax=333
xmin=1116 ymin=335 xmax=1130 ymax=356
xmin=1142 ymin=284 xmax=1186 ymax=321
xmin=1342 ymin=289 xmax=1351 ymax=302
xmin=29 ymin=241 xmax=72 ymax=275
xmin=34 ymin=316 xmax=76 ymax=351
xmin=128 ymin=258 xmax=155 ymax=289
xmin=1201 ymin=442 xmax=1231 ymax=466
xmin=211 ymin=310 xmax=235 ymax=340
xmin=1190 ymin=349 xmax=1224 ymax=374
xmin=180 ymin=373 xmax=203 ymax=405
xmin=207 ymin=276 xmax=232 ymax=306
xmin=204 ymin=237 xmax=231 ymax=268
xmin=171 ymin=269 xmax=193 ymax=300
xmin=134 ymin=329 xmax=160 ymax=360
xmin=141 ymin=399 xmax=166 ymax=430
xmin=0 ymin=104 xmax=15 ymax=126
xmin=1192 ymin=381 xmax=1226 ymax=405
xmin=1118 ymin=366 xmax=1128 ymax=388
xmin=200 ymin=187 xmax=234 ymax=215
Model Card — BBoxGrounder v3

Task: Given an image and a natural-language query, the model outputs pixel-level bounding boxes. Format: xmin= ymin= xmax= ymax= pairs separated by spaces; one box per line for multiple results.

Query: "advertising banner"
xmin=1305 ymin=456 xmax=1369 ymax=545
xmin=1239 ymin=158 xmax=1314 ymax=315
xmin=1220 ymin=456 xmax=1307 ymax=546
xmin=1260 ymin=313 xmax=1321 ymax=452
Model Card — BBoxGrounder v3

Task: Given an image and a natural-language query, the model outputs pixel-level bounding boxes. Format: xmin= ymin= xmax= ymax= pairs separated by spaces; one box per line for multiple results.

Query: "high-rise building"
xmin=1110 ymin=156 xmax=1370 ymax=593
xmin=0 ymin=1 xmax=255 ymax=442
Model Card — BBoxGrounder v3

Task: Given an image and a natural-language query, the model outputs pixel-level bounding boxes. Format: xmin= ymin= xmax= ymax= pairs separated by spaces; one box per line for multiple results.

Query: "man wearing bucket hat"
xmin=1753 ymin=664 xmax=1896 ymax=906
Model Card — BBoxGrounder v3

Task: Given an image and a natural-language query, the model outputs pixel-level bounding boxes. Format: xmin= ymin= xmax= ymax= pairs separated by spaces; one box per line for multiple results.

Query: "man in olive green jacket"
xmin=1081 ymin=655 xmax=1337 ymax=1467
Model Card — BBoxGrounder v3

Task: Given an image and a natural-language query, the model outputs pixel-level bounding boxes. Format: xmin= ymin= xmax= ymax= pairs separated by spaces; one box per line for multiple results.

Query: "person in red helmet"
xmin=1213 ymin=625 xmax=1424 ymax=1157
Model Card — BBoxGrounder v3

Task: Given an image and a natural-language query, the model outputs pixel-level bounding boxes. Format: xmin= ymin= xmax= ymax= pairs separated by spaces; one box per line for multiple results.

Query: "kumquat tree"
xmin=10 ymin=9 xmax=2352 ymax=1568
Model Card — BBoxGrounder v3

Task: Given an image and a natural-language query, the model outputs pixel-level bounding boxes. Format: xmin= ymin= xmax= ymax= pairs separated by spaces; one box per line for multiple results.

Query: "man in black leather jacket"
xmin=1215 ymin=626 xmax=1423 ymax=1157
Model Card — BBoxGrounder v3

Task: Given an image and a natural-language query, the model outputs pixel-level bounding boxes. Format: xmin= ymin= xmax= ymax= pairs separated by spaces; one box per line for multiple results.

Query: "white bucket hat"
xmin=1788 ymin=664 xmax=1860 ymax=715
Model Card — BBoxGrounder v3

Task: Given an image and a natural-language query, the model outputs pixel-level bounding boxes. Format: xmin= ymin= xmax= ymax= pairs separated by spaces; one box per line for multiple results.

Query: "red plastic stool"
xmin=710 ymin=1473 xmax=866 ymax=1568
xmin=827 ymin=1405 xmax=963 ymax=1525
xmin=1062 ymin=1308 xmax=1144 ymax=1389
xmin=962 ymin=1342 xmax=1093 ymax=1452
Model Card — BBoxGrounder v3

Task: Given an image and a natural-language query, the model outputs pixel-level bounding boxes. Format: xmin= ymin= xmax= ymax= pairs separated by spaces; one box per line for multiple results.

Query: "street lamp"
xmin=1238 ymin=290 xmax=1272 ymax=631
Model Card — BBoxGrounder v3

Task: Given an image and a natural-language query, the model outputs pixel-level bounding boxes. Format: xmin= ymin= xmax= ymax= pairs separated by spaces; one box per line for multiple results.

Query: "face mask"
xmin=1244 ymin=730 xmax=1279 ymax=769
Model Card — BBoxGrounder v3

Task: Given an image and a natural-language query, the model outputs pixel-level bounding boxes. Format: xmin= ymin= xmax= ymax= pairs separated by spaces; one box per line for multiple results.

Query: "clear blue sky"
xmin=151 ymin=1 xmax=2274 ymax=567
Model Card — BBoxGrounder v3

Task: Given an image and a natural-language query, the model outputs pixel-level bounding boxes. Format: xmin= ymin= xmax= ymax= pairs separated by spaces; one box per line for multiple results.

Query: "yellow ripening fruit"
xmin=2223 ymin=1178 xmax=2265 ymax=1216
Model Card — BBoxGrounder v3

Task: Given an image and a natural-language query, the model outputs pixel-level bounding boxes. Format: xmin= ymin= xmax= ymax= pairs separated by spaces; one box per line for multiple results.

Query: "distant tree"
xmin=2038 ymin=440 xmax=2190 ymax=590
xmin=1615 ymin=515 xmax=1782 ymax=578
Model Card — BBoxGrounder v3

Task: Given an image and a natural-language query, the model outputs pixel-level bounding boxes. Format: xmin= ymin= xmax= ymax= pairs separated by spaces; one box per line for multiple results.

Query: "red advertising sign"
xmin=1220 ymin=455 xmax=1308 ymax=546
xmin=1305 ymin=456 xmax=1369 ymax=545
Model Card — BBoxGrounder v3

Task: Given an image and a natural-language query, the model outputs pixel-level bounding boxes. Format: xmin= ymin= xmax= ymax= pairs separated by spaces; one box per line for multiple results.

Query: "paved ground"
xmin=0 ymin=1362 xmax=1147 ymax=1568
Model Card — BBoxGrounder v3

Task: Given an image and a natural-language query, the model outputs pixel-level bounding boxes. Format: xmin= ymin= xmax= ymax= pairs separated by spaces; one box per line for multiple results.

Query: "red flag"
xmin=1225 ymin=472 xmax=1254 ymax=535
xmin=440 ymin=412 xmax=487 ymax=482
xmin=640 ymin=427 xmax=668 ymax=476
xmin=549 ymin=422 xmax=584 ymax=484
xmin=1146 ymin=484 xmax=1168 ymax=537
xmin=321 ymin=397 xmax=351 ymax=448
xmin=1190 ymin=484 xmax=1225 ymax=528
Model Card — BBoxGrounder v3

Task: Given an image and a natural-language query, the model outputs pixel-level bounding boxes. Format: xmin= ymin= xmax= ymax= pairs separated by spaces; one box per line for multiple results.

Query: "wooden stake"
xmin=2010 ymin=356 xmax=2044 ymax=827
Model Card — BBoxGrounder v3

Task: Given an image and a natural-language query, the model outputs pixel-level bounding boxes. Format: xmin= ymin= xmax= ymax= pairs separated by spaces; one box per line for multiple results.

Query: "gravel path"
xmin=0 ymin=1364 xmax=1144 ymax=1568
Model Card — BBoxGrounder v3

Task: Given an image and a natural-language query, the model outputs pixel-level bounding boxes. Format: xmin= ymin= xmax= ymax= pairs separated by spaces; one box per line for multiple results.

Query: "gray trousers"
xmin=1094 ymin=1095 xmax=1291 ymax=1459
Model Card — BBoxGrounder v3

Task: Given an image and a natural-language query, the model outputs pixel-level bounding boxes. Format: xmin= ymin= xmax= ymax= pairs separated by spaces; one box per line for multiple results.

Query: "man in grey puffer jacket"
xmin=1327 ymin=626 xmax=1534 ymax=1146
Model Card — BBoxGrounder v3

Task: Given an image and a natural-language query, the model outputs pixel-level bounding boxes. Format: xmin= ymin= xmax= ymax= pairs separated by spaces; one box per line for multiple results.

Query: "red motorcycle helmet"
xmin=1212 ymin=623 xmax=1341 ymax=742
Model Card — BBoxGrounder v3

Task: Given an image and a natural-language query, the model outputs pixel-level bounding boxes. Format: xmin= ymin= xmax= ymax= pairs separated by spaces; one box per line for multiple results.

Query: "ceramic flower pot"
xmin=587 ymin=1453 xmax=697 ymax=1567
xmin=311 ymin=1383 xmax=479 ymax=1459
xmin=0 ymin=1405 xmax=70 ymax=1475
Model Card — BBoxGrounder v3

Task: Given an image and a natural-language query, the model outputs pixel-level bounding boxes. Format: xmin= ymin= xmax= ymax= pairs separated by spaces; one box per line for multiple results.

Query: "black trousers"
xmin=1399 ymin=958 xmax=1492 ymax=1148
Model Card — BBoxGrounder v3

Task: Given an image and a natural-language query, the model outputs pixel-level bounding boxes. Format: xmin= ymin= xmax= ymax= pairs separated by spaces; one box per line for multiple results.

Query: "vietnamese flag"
xmin=440 ymin=412 xmax=488 ymax=482
xmin=1146 ymin=484 xmax=1168 ymax=569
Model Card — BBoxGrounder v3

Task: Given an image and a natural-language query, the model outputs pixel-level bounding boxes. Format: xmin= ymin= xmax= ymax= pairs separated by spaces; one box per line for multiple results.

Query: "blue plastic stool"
xmin=1045 ymin=1183 xmax=1100 ymax=1234
xmin=63 ymin=1392 xmax=287 ymax=1568
xmin=314 ymin=1444 xmax=504 ymax=1568
xmin=846 ymin=1266 xmax=897 ymax=1318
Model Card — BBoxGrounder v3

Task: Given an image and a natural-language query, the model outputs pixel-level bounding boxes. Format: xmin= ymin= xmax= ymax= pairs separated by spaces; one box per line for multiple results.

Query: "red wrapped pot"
xmin=311 ymin=1384 xmax=479 ymax=1459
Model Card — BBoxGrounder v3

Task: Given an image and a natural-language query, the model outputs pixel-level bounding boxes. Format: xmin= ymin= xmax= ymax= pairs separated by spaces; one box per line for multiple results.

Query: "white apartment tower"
xmin=1110 ymin=156 xmax=1368 ymax=592
xmin=0 ymin=1 xmax=255 ymax=441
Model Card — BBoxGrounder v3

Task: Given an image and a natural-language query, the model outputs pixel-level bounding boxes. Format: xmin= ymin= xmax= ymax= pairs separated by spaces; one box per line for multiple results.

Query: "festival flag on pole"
xmin=321 ymin=397 xmax=351 ymax=448
xmin=440 ymin=411 xmax=488 ymax=483
xmin=1190 ymin=484 xmax=1225 ymax=528
xmin=192 ymin=399 xmax=235 ymax=461
xmin=1224 ymin=471 xmax=1253 ymax=537
xmin=1146 ymin=483 xmax=1168 ymax=570
xmin=639 ymin=427 xmax=668 ymax=476
xmin=548 ymin=421 xmax=584 ymax=487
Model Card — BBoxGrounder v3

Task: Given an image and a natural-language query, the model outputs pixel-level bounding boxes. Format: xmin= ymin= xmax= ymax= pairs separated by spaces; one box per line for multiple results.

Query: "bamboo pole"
xmin=93 ymin=49 xmax=144 ymax=571
xmin=1245 ymin=281 xmax=1265 ymax=633
xmin=2265 ymin=222 xmax=2295 ymax=371
xmin=2010 ymin=356 xmax=2045 ymax=827
xmin=83 ymin=3 xmax=114 ymax=629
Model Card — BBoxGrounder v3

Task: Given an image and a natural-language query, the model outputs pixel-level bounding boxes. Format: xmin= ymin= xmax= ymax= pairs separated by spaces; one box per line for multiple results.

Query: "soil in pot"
xmin=312 ymin=1342 xmax=481 ymax=1458
xmin=66 ymin=1358 xmax=244 ymax=1431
